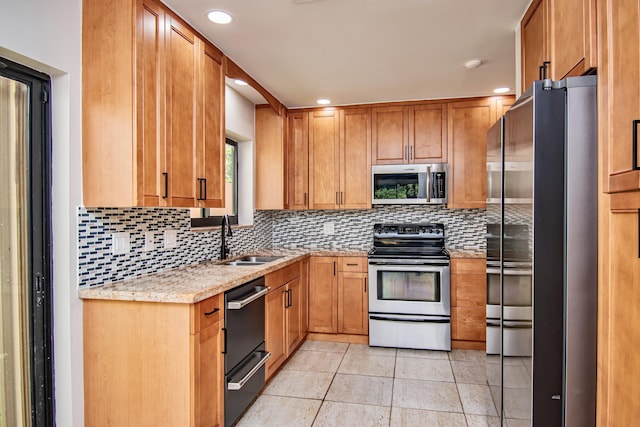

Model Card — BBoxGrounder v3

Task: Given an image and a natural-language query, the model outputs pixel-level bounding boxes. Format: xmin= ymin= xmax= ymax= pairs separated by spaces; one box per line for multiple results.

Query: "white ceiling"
xmin=164 ymin=0 xmax=531 ymax=108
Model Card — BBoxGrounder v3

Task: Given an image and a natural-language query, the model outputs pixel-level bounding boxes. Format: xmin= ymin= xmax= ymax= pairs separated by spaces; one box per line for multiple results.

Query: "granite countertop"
xmin=78 ymin=248 xmax=369 ymax=304
xmin=447 ymin=249 xmax=486 ymax=259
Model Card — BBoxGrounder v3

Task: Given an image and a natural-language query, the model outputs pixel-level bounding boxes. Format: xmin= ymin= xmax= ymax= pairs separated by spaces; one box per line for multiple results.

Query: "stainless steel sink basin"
xmin=223 ymin=256 xmax=282 ymax=266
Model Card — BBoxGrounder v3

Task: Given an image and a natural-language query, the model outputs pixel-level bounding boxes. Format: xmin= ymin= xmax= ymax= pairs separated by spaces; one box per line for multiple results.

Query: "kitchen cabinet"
xmin=265 ymin=260 xmax=308 ymax=379
xmin=82 ymin=0 xmax=224 ymax=208
xmin=309 ymin=109 xmax=341 ymax=209
xmin=288 ymin=111 xmax=310 ymax=210
xmin=447 ymin=98 xmax=498 ymax=208
xmin=520 ymin=0 xmax=596 ymax=91
xmin=255 ymin=105 xmax=288 ymax=209
xmin=450 ymin=258 xmax=486 ymax=350
xmin=84 ymin=294 xmax=224 ymax=426
xmin=339 ymin=108 xmax=372 ymax=209
xmin=371 ymin=103 xmax=447 ymax=165
xmin=309 ymin=256 xmax=368 ymax=336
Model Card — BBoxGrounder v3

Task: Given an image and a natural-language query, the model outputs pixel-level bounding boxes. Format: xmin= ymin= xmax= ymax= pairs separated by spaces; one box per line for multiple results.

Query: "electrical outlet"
xmin=111 ymin=232 xmax=130 ymax=255
xmin=144 ymin=232 xmax=155 ymax=252
xmin=323 ymin=222 xmax=335 ymax=235
xmin=164 ymin=229 xmax=178 ymax=249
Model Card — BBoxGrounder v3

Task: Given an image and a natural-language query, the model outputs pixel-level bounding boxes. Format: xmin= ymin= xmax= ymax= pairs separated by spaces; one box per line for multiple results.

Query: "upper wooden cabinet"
xmin=599 ymin=0 xmax=640 ymax=193
xmin=372 ymin=103 xmax=447 ymax=165
xmin=82 ymin=0 xmax=224 ymax=207
xmin=520 ymin=0 xmax=596 ymax=91
xmin=309 ymin=110 xmax=341 ymax=209
xmin=288 ymin=111 xmax=310 ymax=210
xmin=255 ymin=106 xmax=288 ymax=209
xmin=339 ymin=108 xmax=372 ymax=209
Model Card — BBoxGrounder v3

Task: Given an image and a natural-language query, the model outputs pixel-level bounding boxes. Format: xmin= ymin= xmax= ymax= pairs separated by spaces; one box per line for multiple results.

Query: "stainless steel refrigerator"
xmin=485 ymin=76 xmax=597 ymax=426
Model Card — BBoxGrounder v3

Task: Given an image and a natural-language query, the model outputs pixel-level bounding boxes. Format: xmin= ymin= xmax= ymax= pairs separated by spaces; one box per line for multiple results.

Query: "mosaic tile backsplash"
xmin=77 ymin=205 xmax=485 ymax=287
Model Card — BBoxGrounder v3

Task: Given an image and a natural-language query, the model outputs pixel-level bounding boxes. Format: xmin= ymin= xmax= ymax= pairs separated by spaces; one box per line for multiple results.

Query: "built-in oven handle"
xmin=503 ymin=321 xmax=532 ymax=329
xmin=227 ymin=287 xmax=269 ymax=310
xmin=369 ymin=315 xmax=450 ymax=323
xmin=486 ymin=320 xmax=501 ymax=327
xmin=426 ymin=165 xmax=431 ymax=202
xmin=227 ymin=351 xmax=271 ymax=391
xmin=486 ymin=268 xmax=532 ymax=275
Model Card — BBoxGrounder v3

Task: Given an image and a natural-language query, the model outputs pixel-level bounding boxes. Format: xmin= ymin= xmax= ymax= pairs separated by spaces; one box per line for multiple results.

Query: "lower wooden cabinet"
xmin=265 ymin=259 xmax=309 ymax=380
xmin=309 ymin=256 xmax=368 ymax=336
xmin=450 ymin=258 xmax=486 ymax=349
xmin=83 ymin=295 xmax=224 ymax=427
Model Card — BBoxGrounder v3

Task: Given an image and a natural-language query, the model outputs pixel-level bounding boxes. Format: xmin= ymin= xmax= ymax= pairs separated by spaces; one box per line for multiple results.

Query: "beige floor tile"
xmin=451 ymin=361 xmax=489 ymax=385
xmin=264 ymin=369 xmax=334 ymax=399
xmin=506 ymin=418 xmax=531 ymax=427
xmin=487 ymin=354 xmax=525 ymax=366
xmin=300 ymin=340 xmax=349 ymax=353
xmin=486 ymin=364 xmax=531 ymax=388
xmin=312 ymin=401 xmax=390 ymax=427
xmin=502 ymin=388 xmax=531 ymax=419
xmin=457 ymin=383 xmax=498 ymax=416
xmin=448 ymin=349 xmax=487 ymax=362
xmin=390 ymin=407 xmax=467 ymax=427
xmin=396 ymin=348 xmax=450 ymax=360
xmin=393 ymin=378 xmax=463 ymax=413
xmin=489 ymin=385 xmax=502 ymax=417
xmin=395 ymin=357 xmax=454 ymax=382
xmin=347 ymin=343 xmax=396 ymax=357
xmin=325 ymin=374 xmax=393 ymax=406
xmin=236 ymin=395 xmax=321 ymax=427
xmin=466 ymin=414 xmax=502 ymax=427
xmin=284 ymin=350 xmax=344 ymax=373
xmin=337 ymin=352 xmax=395 ymax=377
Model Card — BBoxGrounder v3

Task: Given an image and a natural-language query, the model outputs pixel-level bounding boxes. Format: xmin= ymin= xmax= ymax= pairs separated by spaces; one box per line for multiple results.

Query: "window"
xmin=191 ymin=138 xmax=239 ymax=227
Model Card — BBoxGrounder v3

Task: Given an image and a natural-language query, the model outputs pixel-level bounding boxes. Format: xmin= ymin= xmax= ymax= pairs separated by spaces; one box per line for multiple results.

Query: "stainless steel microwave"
xmin=371 ymin=164 xmax=448 ymax=205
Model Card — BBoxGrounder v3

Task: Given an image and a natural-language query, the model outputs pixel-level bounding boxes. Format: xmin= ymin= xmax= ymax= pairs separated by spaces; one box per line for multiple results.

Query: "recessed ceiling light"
xmin=317 ymin=99 xmax=331 ymax=105
xmin=234 ymin=79 xmax=248 ymax=86
xmin=464 ymin=59 xmax=482 ymax=69
xmin=493 ymin=87 xmax=510 ymax=94
xmin=207 ymin=10 xmax=232 ymax=24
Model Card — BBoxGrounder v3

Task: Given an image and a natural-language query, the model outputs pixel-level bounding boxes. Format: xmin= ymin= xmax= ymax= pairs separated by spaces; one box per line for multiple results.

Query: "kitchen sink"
xmin=223 ymin=256 xmax=283 ymax=266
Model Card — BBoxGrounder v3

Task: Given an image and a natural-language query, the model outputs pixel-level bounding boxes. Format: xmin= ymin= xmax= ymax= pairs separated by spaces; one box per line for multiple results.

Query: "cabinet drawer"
xmin=266 ymin=261 xmax=300 ymax=290
xmin=451 ymin=258 xmax=486 ymax=274
xmin=339 ymin=257 xmax=367 ymax=272
xmin=193 ymin=294 xmax=223 ymax=334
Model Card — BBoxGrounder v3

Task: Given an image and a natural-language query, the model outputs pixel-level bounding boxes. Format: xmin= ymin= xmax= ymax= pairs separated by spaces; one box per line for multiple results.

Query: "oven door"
xmin=368 ymin=259 xmax=450 ymax=316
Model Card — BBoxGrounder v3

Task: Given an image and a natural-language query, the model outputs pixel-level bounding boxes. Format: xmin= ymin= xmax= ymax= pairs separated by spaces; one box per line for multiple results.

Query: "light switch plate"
xmin=112 ymin=232 xmax=130 ymax=255
xmin=164 ymin=229 xmax=178 ymax=249
xmin=144 ymin=232 xmax=155 ymax=252
xmin=323 ymin=222 xmax=335 ymax=235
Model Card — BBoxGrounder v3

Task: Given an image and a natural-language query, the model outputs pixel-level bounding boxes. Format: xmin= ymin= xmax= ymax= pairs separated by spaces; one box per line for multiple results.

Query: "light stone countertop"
xmin=447 ymin=249 xmax=486 ymax=259
xmin=77 ymin=248 xmax=369 ymax=304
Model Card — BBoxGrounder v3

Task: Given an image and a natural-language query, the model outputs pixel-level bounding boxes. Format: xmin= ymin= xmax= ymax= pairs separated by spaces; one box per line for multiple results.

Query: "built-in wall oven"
xmin=368 ymin=223 xmax=451 ymax=351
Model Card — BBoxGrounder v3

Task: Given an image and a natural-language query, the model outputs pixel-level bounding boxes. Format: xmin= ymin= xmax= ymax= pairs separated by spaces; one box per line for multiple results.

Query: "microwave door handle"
xmin=427 ymin=166 xmax=431 ymax=202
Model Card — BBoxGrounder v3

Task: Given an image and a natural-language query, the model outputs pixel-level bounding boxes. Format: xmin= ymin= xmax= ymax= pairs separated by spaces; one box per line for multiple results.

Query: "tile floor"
xmin=236 ymin=341 xmax=532 ymax=427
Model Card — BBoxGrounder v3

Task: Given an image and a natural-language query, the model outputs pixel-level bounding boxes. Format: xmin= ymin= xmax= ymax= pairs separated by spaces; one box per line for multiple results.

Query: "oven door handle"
xmin=227 ymin=351 xmax=271 ymax=391
xmin=369 ymin=259 xmax=450 ymax=267
xmin=227 ymin=287 xmax=268 ymax=310
xmin=369 ymin=315 xmax=450 ymax=324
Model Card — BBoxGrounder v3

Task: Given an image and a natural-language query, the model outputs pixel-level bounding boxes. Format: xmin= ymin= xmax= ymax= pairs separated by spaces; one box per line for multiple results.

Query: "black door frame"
xmin=0 ymin=56 xmax=55 ymax=426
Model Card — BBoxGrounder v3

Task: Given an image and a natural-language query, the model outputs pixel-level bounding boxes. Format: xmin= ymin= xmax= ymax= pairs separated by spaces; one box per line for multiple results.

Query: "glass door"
xmin=0 ymin=57 xmax=53 ymax=426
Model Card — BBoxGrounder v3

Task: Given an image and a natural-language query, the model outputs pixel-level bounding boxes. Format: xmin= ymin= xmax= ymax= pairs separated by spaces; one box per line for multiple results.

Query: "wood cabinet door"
xmin=372 ymin=106 xmax=409 ymax=165
xmin=447 ymin=99 xmax=496 ymax=208
xmin=265 ymin=285 xmax=287 ymax=380
xmin=300 ymin=257 xmax=309 ymax=336
xmin=199 ymin=43 xmax=225 ymax=208
xmin=549 ymin=0 xmax=596 ymax=79
xmin=309 ymin=257 xmax=338 ymax=333
xmin=136 ymin=0 xmax=166 ymax=206
xmin=409 ymin=103 xmax=447 ymax=163
xmin=521 ymin=0 xmax=548 ymax=91
xmin=452 ymin=307 xmax=486 ymax=342
xmin=256 ymin=106 xmax=287 ymax=209
xmin=337 ymin=272 xmax=368 ymax=335
xmin=194 ymin=320 xmax=223 ymax=427
xmin=288 ymin=112 xmax=309 ymax=210
xmin=286 ymin=277 xmax=303 ymax=352
xmin=309 ymin=110 xmax=340 ymax=209
xmin=339 ymin=108 xmax=371 ymax=209
xmin=165 ymin=16 xmax=198 ymax=207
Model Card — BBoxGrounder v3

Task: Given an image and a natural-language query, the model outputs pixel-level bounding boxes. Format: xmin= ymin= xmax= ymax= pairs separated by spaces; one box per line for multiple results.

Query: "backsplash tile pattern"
xmin=77 ymin=208 xmax=272 ymax=287
xmin=270 ymin=205 xmax=486 ymax=251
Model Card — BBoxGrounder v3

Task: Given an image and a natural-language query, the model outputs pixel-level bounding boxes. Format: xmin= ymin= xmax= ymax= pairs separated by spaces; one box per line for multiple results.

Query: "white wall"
xmin=225 ymin=86 xmax=256 ymax=225
xmin=0 ymin=0 xmax=83 ymax=426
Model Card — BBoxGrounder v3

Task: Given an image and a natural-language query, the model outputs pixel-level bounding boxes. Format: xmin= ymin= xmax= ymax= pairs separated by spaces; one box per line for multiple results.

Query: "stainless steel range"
xmin=368 ymin=223 xmax=451 ymax=351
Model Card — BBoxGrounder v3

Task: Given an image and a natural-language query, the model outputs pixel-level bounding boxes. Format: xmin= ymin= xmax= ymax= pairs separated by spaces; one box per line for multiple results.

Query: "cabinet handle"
xmin=202 ymin=178 xmax=207 ymax=200
xmin=632 ymin=120 xmax=640 ymax=170
xmin=162 ymin=172 xmax=168 ymax=199
xmin=303 ymin=192 xmax=307 ymax=207
xmin=333 ymin=261 xmax=336 ymax=276
xmin=196 ymin=178 xmax=204 ymax=200
xmin=364 ymin=277 xmax=367 ymax=293
xmin=346 ymin=263 xmax=358 ymax=266
xmin=404 ymin=146 xmax=408 ymax=160
xmin=204 ymin=307 xmax=220 ymax=316
xmin=410 ymin=146 xmax=413 ymax=160
xmin=340 ymin=192 xmax=344 ymax=205
xmin=288 ymin=289 xmax=292 ymax=307
xmin=336 ymin=192 xmax=339 ymax=205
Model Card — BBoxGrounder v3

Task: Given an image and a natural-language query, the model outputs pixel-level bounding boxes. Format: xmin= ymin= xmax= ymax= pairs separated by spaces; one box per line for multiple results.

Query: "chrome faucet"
xmin=220 ymin=214 xmax=233 ymax=260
